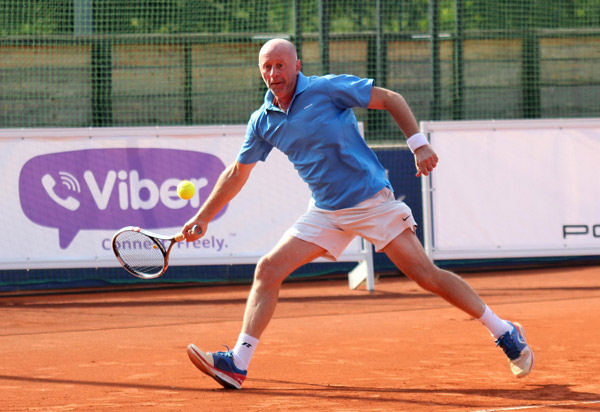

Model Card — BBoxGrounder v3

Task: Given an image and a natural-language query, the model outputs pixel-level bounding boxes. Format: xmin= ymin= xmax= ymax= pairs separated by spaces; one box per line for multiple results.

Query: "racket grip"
xmin=175 ymin=225 xmax=203 ymax=242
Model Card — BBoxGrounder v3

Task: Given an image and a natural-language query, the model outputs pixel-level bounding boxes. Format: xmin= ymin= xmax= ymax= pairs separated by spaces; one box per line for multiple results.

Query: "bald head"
xmin=258 ymin=38 xmax=298 ymax=63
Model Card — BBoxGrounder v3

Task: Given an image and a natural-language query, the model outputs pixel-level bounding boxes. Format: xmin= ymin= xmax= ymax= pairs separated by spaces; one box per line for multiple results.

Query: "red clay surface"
xmin=2 ymin=265 xmax=600 ymax=411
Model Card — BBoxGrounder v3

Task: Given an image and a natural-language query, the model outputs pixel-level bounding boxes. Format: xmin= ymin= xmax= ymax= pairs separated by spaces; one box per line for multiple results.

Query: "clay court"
xmin=2 ymin=264 xmax=599 ymax=411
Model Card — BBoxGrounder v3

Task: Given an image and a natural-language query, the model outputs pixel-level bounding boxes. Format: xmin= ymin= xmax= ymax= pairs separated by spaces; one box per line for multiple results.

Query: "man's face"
xmin=258 ymin=43 xmax=300 ymax=101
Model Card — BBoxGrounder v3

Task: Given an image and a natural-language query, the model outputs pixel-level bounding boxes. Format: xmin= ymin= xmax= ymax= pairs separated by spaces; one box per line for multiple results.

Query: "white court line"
xmin=472 ymin=400 xmax=600 ymax=412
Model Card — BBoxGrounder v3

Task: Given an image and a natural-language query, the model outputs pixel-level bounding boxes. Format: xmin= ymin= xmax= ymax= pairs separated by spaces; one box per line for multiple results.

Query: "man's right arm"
xmin=180 ymin=160 xmax=256 ymax=241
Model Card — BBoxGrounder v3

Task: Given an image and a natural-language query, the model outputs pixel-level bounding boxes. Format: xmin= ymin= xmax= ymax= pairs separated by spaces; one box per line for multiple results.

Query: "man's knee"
xmin=254 ymin=255 xmax=288 ymax=286
xmin=405 ymin=264 xmax=446 ymax=293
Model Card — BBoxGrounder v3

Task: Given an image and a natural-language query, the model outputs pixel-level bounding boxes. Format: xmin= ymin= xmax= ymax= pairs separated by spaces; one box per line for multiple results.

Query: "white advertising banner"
xmin=1 ymin=126 xmax=370 ymax=275
xmin=421 ymin=119 xmax=600 ymax=260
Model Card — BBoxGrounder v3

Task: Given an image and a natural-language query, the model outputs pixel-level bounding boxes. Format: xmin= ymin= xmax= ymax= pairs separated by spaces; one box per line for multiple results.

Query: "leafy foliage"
xmin=2 ymin=0 xmax=600 ymax=36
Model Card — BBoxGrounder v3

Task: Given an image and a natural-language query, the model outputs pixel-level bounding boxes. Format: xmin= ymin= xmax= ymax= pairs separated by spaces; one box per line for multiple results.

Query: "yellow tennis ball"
xmin=177 ymin=180 xmax=195 ymax=200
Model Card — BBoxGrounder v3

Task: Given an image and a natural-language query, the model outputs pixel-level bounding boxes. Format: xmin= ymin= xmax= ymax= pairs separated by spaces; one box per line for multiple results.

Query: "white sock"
xmin=478 ymin=306 xmax=512 ymax=339
xmin=232 ymin=333 xmax=259 ymax=371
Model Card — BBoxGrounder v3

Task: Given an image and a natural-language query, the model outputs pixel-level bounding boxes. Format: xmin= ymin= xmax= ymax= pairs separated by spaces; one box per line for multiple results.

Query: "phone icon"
xmin=41 ymin=173 xmax=81 ymax=211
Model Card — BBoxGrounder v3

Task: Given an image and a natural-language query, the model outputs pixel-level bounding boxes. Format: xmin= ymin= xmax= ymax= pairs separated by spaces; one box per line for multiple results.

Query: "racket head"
xmin=111 ymin=226 xmax=173 ymax=279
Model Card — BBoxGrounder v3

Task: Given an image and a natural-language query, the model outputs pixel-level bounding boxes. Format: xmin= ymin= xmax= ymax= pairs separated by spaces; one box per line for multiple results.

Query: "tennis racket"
xmin=112 ymin=225 xmax=202 ymax=279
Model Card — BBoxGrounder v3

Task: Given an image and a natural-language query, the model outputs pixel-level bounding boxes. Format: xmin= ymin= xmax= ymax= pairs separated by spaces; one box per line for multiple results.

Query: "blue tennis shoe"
xmin=187 ymin=344 xmax=247 ymax=389
xmin=495 ymin=321 xmax=534 ymax=377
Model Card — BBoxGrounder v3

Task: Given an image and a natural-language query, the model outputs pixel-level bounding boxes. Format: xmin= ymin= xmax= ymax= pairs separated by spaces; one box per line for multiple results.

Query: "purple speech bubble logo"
xmin=19 ymin=148 xmax=227 ymax=249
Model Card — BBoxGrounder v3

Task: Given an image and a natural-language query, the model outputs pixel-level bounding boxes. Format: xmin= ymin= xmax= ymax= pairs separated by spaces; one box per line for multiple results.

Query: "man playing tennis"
xmin=180 ymin=38 xmax=534 ymax=389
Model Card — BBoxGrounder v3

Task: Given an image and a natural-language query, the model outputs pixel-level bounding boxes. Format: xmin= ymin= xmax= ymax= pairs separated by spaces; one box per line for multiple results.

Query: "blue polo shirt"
xmin=238 ymin=72 xmax=391 ymax=210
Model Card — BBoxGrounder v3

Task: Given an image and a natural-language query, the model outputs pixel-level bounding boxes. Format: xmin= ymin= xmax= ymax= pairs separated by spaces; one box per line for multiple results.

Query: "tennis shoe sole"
xmin=508 ymin=322 xmax=535 ymax=378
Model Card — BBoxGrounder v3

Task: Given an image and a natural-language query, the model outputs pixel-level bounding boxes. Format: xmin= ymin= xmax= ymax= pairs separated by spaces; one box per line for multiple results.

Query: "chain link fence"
xmin=1 ymin=0 xmax=599 ymax=141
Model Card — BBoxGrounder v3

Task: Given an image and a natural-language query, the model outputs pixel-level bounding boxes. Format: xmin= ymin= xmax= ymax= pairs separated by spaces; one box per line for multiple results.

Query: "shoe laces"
xmin=495 ymin=331 xmax=521 ymax=360
xmin=214 ymin=345 xmax=246 ymax=374
xmin=216 ymin=345 xmax=233 ymax=357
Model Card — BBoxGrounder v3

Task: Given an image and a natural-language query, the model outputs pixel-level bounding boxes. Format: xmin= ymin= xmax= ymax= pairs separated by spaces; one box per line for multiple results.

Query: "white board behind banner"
xmin=0 ymin=125 xmax=373 ymax=289
xmin=421 ymin=118 xmax=600 ymax=260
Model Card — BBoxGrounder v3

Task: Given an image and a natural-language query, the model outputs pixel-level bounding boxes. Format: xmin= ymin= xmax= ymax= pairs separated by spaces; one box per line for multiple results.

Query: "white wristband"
xmin=406 ymin=132 xmax=429 ymax=153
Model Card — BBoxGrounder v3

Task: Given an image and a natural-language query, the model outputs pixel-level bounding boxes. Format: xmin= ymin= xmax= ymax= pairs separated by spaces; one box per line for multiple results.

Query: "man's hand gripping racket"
xmin=112 ymin=225 xmax=203 ymax=279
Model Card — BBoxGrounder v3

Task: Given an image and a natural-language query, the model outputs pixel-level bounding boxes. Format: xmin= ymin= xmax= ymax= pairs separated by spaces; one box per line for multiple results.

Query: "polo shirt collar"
xmin=264 ymin=72 xmax=309 ymax=113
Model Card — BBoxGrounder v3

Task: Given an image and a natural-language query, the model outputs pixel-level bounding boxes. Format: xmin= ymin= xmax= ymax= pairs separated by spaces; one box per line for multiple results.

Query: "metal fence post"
xmin=293 ymin=0 xmax=303 ymax=60
xmin=367 ymin=0 xmax=388 ymax=139
xmin=521 ymin=2 xmax=541 ymax=118
xmin=453 ymin=0 xmax=465 ymax=120
xmin=91 ymin=1 xmax=113 ymax=126
xmin=184 ymin=42 xmax=193 ymax=125
xmin=318 ymin=0 xmax=330 ymax=74
xmin=430 ymin=0 xmax=441 ymax=121
xmin=91 ymin=40 xmax=113 ymax=127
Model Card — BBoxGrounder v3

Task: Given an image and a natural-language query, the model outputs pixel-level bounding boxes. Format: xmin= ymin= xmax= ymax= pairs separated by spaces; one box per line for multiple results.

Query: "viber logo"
xmin=19 ymin=148 xmax=226 ymax=249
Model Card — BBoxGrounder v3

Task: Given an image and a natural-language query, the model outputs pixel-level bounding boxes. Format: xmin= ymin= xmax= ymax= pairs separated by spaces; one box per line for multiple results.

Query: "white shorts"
xmin=286 ymin=188 xmax=417 ymax=261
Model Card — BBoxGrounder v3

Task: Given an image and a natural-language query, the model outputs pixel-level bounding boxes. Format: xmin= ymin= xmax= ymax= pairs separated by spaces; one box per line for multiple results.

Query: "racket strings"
xmin=113 ymin=231 xmax=166 ymax=277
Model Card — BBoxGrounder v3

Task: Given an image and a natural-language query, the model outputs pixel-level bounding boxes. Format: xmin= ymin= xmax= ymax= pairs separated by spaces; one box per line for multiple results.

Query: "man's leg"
xmin=382 ymin=228 xmax=485 ymax=318
xmin=188 ymin=235 xmax=327 ymax=389
xmin=241 ymin=235 xmax=327 ymax=338
xmin=382 ymin=228 xmax=534 ymax=377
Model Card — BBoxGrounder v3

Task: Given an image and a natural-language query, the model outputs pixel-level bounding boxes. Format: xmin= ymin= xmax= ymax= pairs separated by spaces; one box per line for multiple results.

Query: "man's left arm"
xmin=368 ymin=86 xmax=438 ymax=177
